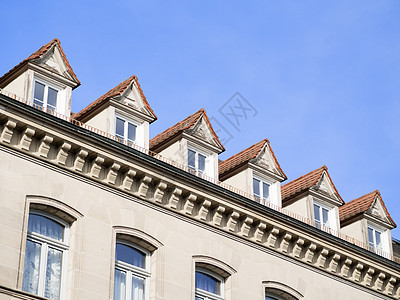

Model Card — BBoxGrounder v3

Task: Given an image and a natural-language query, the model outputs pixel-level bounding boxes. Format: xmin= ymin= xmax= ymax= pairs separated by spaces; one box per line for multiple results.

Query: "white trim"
xmin=114 ymin=113 xmax=144 ymax=148
xmin=367 ymin=223 xmax=388 ymax=253
xmin=195 ymin=268 xmax=224 ymax=300
xmin=23 ymin=211 xmax=69 ymax=300
xmin=187 ymin=144 xmax=213 ymax=178
xmin=114 ymin=240 xmax=150 ymax=300
xmin=31 ymin=77 xmax=64 ymax=114
xmin=312 ymin=200 xmax=337 ymax=232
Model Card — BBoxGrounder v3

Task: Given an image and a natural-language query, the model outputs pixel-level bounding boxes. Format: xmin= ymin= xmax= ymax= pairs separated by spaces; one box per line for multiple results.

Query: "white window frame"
xmin=23 ymin=210 xmax=69 ymax=300
xmin=367 ymin=224 xmax=387 ymax=251
xmin=252 ymin=175 xmax=271 ymax=204
xmin=195 ymin=268 xmax=224 ymax=300
xmin=187 ymin=146 xmax=210 ymax=177
xmin=115 ymin=114 xmax=141 ymax=146
xmin=114 ymin=241 xmax=151 ymax=300
xmin=313 ymin=201 xmax=337 ymax=231
xmin=32 ymin=78 xmax=61 ymax=113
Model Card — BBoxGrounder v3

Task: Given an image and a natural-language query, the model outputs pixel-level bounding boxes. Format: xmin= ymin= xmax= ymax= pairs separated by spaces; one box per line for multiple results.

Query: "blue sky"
xmin=1 ymin=1 xmax=400 ymax=238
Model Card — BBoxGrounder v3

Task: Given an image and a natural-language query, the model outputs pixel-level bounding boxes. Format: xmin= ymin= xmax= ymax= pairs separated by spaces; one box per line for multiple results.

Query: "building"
xmin=0 ymin=38 xmax=399 ymax=300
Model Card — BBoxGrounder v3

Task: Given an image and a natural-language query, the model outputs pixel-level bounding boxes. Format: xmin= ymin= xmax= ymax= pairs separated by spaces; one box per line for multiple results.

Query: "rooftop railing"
xmin=1 ymin=88 xmax=398 ymax=264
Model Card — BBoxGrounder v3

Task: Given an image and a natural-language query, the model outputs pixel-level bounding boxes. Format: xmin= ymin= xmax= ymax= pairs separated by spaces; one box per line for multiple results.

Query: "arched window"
xmin=113 ymin=242 xmax=150 ymax=300
xmin=195 ymin=269 xmax=224 ymax=300
xmin=263 ymin=281 xmax=303 ymax=300
xmin=22 ymin=212 xmax=69 ymax=300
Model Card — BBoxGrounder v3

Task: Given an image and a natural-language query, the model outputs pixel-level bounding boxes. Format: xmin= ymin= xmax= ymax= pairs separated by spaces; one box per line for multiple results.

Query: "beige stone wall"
xmin=0 ymin=148 xmax=388 ymax=300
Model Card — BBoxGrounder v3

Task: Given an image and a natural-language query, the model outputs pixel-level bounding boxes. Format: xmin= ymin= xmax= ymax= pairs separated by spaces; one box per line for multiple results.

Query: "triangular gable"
xmin=313 ymin=171 xmax=344 ymax=205
xmin=366 ymin=193 xmax=396 ymax=228
xmin=150 ymin=108 xmax=225 ymax=153
xmin=0 ymin=38 xmax=80 ymax=88
xmin=339 ymin=190 xmax=396 ymax=228
xmin=74 ymin=75 xmax=157 ymax=122
xmin=281 ymin=166 xmax=344 ymax=204
xmin=251 ymin=141 xmax=286 ymax=180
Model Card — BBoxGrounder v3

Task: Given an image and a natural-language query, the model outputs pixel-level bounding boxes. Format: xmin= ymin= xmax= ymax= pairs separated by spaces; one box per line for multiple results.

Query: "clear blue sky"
xmin=1 ymin=1 xmax=400 ymax=238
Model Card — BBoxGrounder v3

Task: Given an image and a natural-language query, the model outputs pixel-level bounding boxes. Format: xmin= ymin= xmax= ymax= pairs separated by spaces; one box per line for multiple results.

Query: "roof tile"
xmin=74 ymin=75 xmax=156 ymax=121
xmin=219 ymin=138 xmax=286 ymax=180
xmin=339 ymin=190 xmax=396 ymax=227
xmin=149 ymin=108 xmax=224 ymax=152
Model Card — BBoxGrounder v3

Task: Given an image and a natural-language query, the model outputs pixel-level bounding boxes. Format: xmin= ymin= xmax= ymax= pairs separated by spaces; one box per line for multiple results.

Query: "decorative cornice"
xmin=1 ymin=94 xmax=400 ymax=299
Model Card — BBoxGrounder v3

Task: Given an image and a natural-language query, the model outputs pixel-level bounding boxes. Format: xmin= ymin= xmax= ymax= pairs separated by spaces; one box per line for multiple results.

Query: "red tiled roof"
xmin=339 ymin=190 xmax=396 ymax=227
xmin=0 ymin=38 xmax=80 ymax=87
xmin=74 ymin=75 xmax=156 ymax=122
xmin=281 ymin=165 xmax=344 ymax=204
xmin=219 ymin=138 xmax=287 ymax=180
xmin=149 ymin=108 xmax=225 ymax=152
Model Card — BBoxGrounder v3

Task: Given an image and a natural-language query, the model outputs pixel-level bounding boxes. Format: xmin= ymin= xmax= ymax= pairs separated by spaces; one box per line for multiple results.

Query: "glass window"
xmin=368 ymin=226 xmax=383 ymax=250
xmin=114 ymin=242 xmax=149 ymax=300
xmin=33 ymin=80 xmax=58 ymax=112
xmin=115 ymin=117 xmax=137 ymax=145
xmin=187 ymin=148 xmax=208 ymax=176
xmin=314 ymin=203 xmax=329 ymax=227
xmin=22 ymin=213 xmax=68 ymax=300
xmin=253 ymin=177 xmax=270 ymax=203
xmin=195 ymin=270 xmax=223 ymax=300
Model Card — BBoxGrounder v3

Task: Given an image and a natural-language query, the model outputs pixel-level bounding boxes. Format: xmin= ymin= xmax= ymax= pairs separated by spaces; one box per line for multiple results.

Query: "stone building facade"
xmin=0 ymin=39 xmax=399 ymax=300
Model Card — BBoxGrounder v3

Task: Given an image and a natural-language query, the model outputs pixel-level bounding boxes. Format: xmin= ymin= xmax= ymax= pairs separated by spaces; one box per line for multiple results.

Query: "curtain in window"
xmin=44 ymin=247 xmax=62 ymax=300
xmin=195 ymin=271 xmax=219 ymax=294
xmin=132 ymin=275 xmax=145 ymax=300
xmin=114 ymin=269 xmax=127 ymax=300
xmin=22 ymin=240 xmax=41 ymax=294
xmin=28 ymin=214 xmax=64 ymax=241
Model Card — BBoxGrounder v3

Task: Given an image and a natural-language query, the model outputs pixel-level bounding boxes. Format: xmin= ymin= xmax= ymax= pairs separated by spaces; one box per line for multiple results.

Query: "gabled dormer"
xmin=340 ymin=190 xmax=396 ymax=256
xmin=74 ymin=75 xmax=157 ymax=149
xmin=281 ymin=166 xmax=344 ymax=232
xmin=0 ymin=38 xmax=80 ymax=116
xmin=219 ymin=138 xmax=286 ymax=207
xmin=149 ymin=108 xmax=225 ymax=179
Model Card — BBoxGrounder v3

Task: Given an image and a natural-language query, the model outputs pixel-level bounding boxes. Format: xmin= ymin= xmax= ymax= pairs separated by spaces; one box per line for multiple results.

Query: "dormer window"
xmin=368 ymin=226 xmax=383 ymax=250
xmin=188 ymin=148 xmax=207 ymax=176
xmin=33 ymin=80 xmax=59 ymax=112
xmin=116 ymin=115 xmax=137 ymax=145
xmin=253 ymin=177 xmax=270 ymax=203
xmin=314 ymin=203 xmax=329 ymax=227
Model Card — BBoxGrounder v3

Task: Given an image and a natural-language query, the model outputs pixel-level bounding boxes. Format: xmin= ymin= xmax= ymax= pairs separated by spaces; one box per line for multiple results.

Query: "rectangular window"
xmin=23 ymin=213 xmax=68 ymax=300
xmin=33 ymin=80 xmax=59 ymax=112
xmin=116 ymin=116 xmax=137 ymax=145
xmin=187 ymin=148 xmax=207 ymax=176
xmin=368 ymin=226 xmax=382 ymax=250
xmin=253 ymin=177 xmax=270 ymax=203
xmin=314 ymin=203 xmax=330 ymax=228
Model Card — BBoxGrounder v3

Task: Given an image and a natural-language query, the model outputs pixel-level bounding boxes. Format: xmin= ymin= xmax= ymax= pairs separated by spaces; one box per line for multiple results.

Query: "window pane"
xmin=375 ymin=231 xmax=382 ymax=248
xmin=253 ymin=178 xmax=260 ymax=197
xmin=28 ymin=214 xmax=64 ymax=241
xmin=262 ymin=182 xmax=270 ymax=200
xmin=314 ymin=204 xmax=320 ymax=223
xmin=116 ymin=243 xmax=145 ymax=268
xmin=322 ymin=208 xmax=329 ymax=226
xmin=368 ymin=227 xmax=374 ymax=247
xmin=195 ymin=271 xmax=220 ymax=295
xmin=116 ymin=118 xmax=125 ymax=138
xmin=127 ymin=123 xmax=137 ymax=142
xmin=198 ymin=154 xmax=206 ymax=172
xmin=132 ymin=275 xmax=145 ymax=300
xmin=44 ymin=248 xmax=62 ymax=300
xmin=188 ymin=149 xmax=196 ymax=168
xmin=33 ymin=82 xmax=45 ymax=106
xmin=22 ymin=240 xmax=42 ymax=295
xmin=114 ymin=269 xmax=126 ymax=300
xmin=47 ymin=87 xmax=58 ymax=110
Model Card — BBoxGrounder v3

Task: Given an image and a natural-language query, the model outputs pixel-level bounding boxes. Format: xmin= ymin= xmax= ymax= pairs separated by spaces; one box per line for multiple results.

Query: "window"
xmin=368 ymin=226 xmax=383 ymax=250
xmin=253 ymin=177 xmax=270 ymax=203
xmin=188 ymin=148 xmax=207 ymax=176
xmin=114 ymin=242 xmax=150 ymax=300
xmin=33 ymin=80 xmax=59 ymax=112
xmin=116 ymin=116 xmax=137 ymax=145
xmin=313 ymin=203 xmax=329 ymax=228
xmin=22 ymin=212 xmax=68 ymax=300
xmin=195 ymin=269 xmax=224 ymax=300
